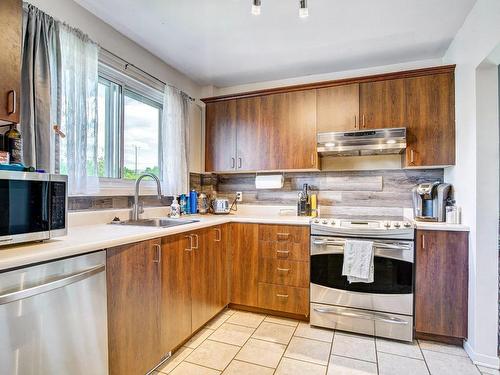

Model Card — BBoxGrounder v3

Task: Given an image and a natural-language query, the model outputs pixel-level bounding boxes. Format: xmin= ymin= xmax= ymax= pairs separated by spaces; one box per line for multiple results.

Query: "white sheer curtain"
xmin=161 ymin=85 xmax=190 ymax=196
xmin=59 ymin=24 xmax=99 ymax=195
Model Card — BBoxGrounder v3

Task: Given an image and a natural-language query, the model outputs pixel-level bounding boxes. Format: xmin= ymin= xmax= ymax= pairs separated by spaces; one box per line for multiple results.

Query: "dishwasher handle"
xmin=0 ymin=264 xmax=105 ymax=305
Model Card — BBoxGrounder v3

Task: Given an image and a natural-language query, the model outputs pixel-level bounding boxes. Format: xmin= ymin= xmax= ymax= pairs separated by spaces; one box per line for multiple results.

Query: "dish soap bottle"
xmin=170 ymin=197 xmax=181 ymax=218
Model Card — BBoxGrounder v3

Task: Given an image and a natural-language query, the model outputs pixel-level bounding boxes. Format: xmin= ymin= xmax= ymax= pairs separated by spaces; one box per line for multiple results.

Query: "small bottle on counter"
xmin=189 ymin=190 xmax=198 ymax=214
xmin=170 ymin=197 xmax=181 ymax=218
xmin=179 ymin=194 xmax=187 ymax=214
xmin=4 ymin=125 xmax=23 ymax=164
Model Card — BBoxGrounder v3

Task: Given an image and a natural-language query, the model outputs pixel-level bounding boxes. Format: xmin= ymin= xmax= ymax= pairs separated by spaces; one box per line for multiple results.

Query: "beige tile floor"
xmin=154 ymin=308 xmax=494 ymax=375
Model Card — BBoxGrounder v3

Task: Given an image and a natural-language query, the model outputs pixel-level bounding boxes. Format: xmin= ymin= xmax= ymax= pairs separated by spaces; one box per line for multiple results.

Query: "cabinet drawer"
xmin=258 ymin=283 xmax=309 ymax=316
xmin=259 ymin=224 xmax=309 ymax=244
xmin=258 ymin=258 xmax=309 ymax=287
xmin=259 ymin=240 xmax=309 ymax=261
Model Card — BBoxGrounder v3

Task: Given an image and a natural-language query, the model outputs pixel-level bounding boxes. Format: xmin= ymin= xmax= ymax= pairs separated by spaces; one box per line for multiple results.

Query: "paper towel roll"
xmin=255 ymin=174 xmax=284 ymax=189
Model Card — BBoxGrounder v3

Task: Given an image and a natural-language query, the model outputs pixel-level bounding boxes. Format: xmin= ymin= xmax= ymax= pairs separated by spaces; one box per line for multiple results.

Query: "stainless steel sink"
xmin=115 ymin=217 xmax=200 ymax=228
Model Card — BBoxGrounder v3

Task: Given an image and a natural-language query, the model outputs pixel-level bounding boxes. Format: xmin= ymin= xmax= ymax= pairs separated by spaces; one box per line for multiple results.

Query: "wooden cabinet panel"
xmin=405 ymin=73 xmax=455 ymax=167
xmin=107 ymin=239 xmax=163 ymax=375
xmin=259 ymin=93 xmax=288 ymax=171
xmin=359 ymin=79 xmax=405 ymax=129
xmin=213 ymin=225 xmax=230 ymax=311
xmin=191 ymin=229 xmax=213 ymax=331
xmin=161 ymin=233 xmax=192 ymax=353
xmin=316 ymin=84 xmax=359 ymax=132
xmin=230 ymin=223 xmax=260 ymax=307
xmin=258 ymin=258 xmax=309 ymax=287
xmin=235 ymin=96 xmax=269 ymax=171
xmin=279 ymin=90 xmax=318 ymax=169
xmin=205 ymin=100 xmax=237 ymax=172
xmin=0 ymin=0 xmax=21 ymax=124
xmin=415 ymin=230 xmax=468 ymax=340
xmin=259 ymin=224 xmax=310 ymax=244
xmin=258 ymin=283 xmax=309 ymax=316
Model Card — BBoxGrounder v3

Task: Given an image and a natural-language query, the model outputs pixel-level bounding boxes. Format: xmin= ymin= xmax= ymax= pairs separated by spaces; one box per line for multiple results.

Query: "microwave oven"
xmin=0 ymin=171 xmax=68 ymax=247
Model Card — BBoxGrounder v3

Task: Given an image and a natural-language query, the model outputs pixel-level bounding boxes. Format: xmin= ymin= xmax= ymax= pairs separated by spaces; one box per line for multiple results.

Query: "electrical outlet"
xmin=236 ymin=192 xmax=243 ymax=202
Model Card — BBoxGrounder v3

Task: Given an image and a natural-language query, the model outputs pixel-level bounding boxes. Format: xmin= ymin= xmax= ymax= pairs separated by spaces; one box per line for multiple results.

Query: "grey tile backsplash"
xmin=69 ymin=169 xmax=444 ymax=220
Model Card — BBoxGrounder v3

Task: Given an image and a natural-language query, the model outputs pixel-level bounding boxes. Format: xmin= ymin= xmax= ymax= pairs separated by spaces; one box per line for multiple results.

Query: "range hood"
xmin=317 ymin=127 xmax=407 ymax=157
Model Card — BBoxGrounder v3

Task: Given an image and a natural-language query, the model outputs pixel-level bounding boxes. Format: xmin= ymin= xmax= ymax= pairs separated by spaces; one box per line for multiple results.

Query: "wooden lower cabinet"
xmin=161 ymin=233 xmax=192 ymax=354
xmin=230 ymin=224 xmax=310 ymax=317
xmin=230 ymin=223 xmax=260 ymax=306
xmin=107 ymin=239 xmax=163 ymax=375
xmin=415 ymin=230 xmax=468 ymax=342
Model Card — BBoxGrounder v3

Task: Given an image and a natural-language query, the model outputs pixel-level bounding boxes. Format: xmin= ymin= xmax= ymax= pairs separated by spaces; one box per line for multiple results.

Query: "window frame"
xmin=92 ymin=62 xmax=165 ymax=195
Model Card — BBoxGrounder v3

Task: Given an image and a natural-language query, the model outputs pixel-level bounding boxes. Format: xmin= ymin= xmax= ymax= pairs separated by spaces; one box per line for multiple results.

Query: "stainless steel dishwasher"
xmin=0 ymin=251 xmax=108 ymax=375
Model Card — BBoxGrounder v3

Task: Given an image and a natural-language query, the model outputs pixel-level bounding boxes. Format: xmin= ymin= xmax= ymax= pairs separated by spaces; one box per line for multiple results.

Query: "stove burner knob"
xmin=403 ymin=222 xmax=412 ymax=228
xmin=394 ymin=222 xmax=401 ymax=228
xmin=322 ymin=220 xmax=328 ymax=224
xmin=384 ymin=221 xmax=391 ymax=228
xmin=330 ymin=220 xmax=336 ymax=225
xmin=313 ymin=219 xmax=320 ymax=223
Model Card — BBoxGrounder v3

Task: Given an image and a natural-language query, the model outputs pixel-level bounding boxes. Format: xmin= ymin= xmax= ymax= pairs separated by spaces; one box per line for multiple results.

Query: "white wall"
xmin=443 ymin=0 xmax=500 ymax=368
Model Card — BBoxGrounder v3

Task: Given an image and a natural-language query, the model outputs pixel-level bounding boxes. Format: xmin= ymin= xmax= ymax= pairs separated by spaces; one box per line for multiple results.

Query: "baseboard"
xmin=464 ymin=340 xmax=500 ymax=369
xmin=229 ymin=303 xmax=309 ymax=321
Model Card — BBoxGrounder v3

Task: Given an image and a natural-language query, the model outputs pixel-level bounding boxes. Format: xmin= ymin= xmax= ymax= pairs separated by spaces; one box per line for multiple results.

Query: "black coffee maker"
xmin=412 ymin=182 xmax=451 ymax=222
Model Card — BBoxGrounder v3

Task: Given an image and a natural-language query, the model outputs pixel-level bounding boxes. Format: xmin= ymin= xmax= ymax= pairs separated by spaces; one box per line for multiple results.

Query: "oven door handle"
xmin=313 ymin=307 xmax=408 ymax=325
xmin=312 ymin=239 xmax=411 ymax=251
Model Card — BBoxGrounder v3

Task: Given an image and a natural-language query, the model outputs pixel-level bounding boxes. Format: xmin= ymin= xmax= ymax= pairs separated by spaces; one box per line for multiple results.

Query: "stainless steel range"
xmin=310 ymin=218 xmax=415 ymax=342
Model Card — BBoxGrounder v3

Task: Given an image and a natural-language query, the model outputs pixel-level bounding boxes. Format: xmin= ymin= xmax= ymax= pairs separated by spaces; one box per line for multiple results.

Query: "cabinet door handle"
xmin=276 ymin=294 xmax=289 ymax=298
xmin=354 ymin=115 xmax=357 ymax=129
xmin=238 ymin=157 xmax=242 ymax=169
xmin=410 ymin=149 xmax=415 ymax=164
xmin=311 ymin=153 xmax=315 ymax=166
xmin=421 ymin=234 xmax=425 ymax=249
xmin=7 ymin=90 xmax=16 ymax=115
xmin=153 ymin=244 xmax=161 ymax=263
xmin=362 ymin=114 xmax=366 ymax=127
xmin=185 ymin=235 xmax=193 ymax=252
xmin=231 ymin=157 xmax=235 ymax=169
xmin=276 ymin=233 xmax=290 ymax=241
xmin=214 ymin=228 xmax=221 ymax=242
xmin=276 ymin=250 xmax=289 ymax=257
xmin=276 ymin=267 xmax=290 ymax=273
xmin=191 ymin=234 xmax=199 ymax=250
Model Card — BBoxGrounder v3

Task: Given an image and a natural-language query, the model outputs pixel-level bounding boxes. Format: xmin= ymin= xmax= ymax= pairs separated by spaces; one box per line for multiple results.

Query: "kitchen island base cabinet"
xmin=415 ymin=230 xmax=468 ymax=343
xmin=107 ymin=239 xmax=163 ymax=375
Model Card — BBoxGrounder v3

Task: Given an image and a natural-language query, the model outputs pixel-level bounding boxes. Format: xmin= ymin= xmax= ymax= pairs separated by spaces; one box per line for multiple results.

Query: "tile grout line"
xmin=374 ymin=335 xmax=380 ymax=375
xmin=417 ymin=339 xmax=433 ymax=375
xmin=325 ymin=328 xmax=336 ymax=374
xmin=272 ymin=316 xmax=301 ymax=374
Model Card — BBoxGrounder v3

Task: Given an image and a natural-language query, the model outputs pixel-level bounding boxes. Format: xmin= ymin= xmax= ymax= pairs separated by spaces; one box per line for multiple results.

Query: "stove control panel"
xmin=311 ymin=218 xmax=414 ymax=230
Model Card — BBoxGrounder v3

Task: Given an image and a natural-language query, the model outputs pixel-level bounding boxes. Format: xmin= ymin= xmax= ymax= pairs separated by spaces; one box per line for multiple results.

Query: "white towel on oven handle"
xmin=341 ymin=239 xmax=374 ymax=283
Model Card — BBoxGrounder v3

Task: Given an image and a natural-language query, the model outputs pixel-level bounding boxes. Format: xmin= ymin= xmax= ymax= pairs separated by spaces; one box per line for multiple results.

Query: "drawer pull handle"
xmin=313 ymin=307 xmax=408 ymax=325
xmin=276 ymin=250 xmax=289 ymax=257
xmin=277 ymin=267 xmax=290 ymax=273
xmin=277 ymin=233 xmax=290 ymax=241
xmin=276 ymin=294 xmax=289 ymax=298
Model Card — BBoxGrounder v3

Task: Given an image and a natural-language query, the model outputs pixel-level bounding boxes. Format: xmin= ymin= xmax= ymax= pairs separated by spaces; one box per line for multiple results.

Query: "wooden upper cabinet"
xmin=359 ymin=79 xmax=406 ymax=129
xmin=415 ymin=230 xmax=468 ymax=340
xmin=404 ymin=72 xmax=455 ymax=167
xmin=281 ymin=90 xmax=318 ymax=169
xmin=316 ymin=84 xmax=359 ymax=132
xmin=235 ymin=96 xmax=269 ymax=171
xmin=205 ymin=100 xmax=237 ymax=172
xmin=107 ymin=239 xmax=163 ymax=375
xmin=161 ymin=233 xmax=192 ymax=353
xmin=0 ymin=0 xmax=22 ymax=124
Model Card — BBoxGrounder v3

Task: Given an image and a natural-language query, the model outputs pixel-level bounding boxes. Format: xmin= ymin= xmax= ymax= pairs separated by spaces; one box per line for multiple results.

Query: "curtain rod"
xmin=101 ymin=47 xmax=196 ymax=102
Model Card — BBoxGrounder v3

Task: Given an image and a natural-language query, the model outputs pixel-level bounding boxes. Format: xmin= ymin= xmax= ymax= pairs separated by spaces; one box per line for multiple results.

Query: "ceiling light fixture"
xmin=252 ymin=0 xmax=261 ymax=15
xmin=299 ymin=0 xmax=309 ymax=18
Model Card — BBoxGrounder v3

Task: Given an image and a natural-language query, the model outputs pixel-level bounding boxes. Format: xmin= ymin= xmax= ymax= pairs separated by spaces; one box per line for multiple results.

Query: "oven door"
xmin=0 ymin=172 xmax=51 ymax=246
xmin=310 ymin=236 xmax=414 ymax=315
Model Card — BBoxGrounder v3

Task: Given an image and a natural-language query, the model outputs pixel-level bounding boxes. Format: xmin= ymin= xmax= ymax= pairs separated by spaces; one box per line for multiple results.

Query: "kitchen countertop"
xmin=0 ymin=212 xmax=310 ymax=272
xmin=0 ymin=203 xmax=469 ymax=272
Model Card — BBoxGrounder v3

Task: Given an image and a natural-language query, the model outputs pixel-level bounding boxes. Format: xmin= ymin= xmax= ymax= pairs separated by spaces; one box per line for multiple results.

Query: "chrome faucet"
xmin=132 ymin=173 xmax=162 ymax=221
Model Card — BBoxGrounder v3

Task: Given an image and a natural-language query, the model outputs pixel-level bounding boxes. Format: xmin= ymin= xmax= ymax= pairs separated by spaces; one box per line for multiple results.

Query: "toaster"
xmin=212 ymin=198 xmax=231 ymax=214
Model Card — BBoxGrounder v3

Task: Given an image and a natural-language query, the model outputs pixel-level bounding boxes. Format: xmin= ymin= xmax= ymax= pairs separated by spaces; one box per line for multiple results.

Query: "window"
xmin=96 ymin=64 xmax=163 ymax=180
